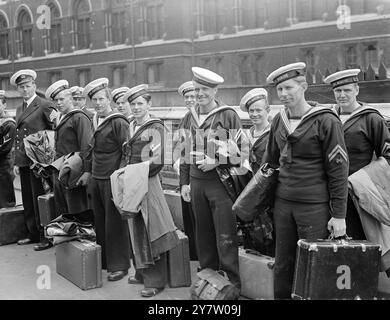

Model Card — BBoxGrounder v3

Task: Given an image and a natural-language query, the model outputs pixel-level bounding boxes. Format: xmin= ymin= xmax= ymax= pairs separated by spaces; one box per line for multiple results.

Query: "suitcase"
xmin=55 ymin=240 xmax=102 ymax=290
xmin=167 ymin=230 xmax=191 ymax=288
xmin=0 ymin=205 xmax=28 ymax=245
xmin=378 ymin=272 xmax=390 ymax=295
xmin=238 ymin=247 xmax=274 ymax=299
xmin=292 ymin=239 xmax=381 ymax=300
xmin=164 ymin=190 xmax=184 ymax=231
xmin=38 ymin=193 xmax=57 ymax=226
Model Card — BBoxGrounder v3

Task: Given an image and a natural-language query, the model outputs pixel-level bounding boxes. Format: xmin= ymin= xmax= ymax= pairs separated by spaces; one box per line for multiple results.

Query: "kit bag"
xmin=190 ymin=268 xmax=240 ymax=300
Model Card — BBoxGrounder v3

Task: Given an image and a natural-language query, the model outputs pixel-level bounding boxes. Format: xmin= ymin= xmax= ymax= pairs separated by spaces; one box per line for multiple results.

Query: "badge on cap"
xmin=323 ymin=69 xmax=361 ymax=89
xmin=123 ymin=84 xmax=149 ymax=103
xmin=266 ymin=62 xmax=306 ymax=86
xmin=10 ymin=69 xmax=37 ymax=86
xmin=239 ymin=88 xmax=269 ymax=112
xmin=191 ymin=67 xmax=224 ymax=88
xmin=84 ymin=78 xmax=109 ymax=99
xmin=178 ymin=81 xmax=195 ymax=96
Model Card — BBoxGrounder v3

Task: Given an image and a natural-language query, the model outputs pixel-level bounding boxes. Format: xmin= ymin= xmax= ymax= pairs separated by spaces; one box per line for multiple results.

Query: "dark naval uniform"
xmin=86 ymin=112 xmax=130 ymax=272
xmin=54 ymin=109 xmax=93 ymax=215
xmin=263 ymin=102 xmax=349 ymax=299
xmin=15 ymin=95 xmax=56 ymax=242
xmin=335 ymin=103 xmax=390 ymax=239
xmin=0 ymin=116 xmax=16 ymax=208
xmin=189 ymin=102 xmax=242 ymax=287
xmin=177 ymin=107 xmax=200 ymax=261
xmin=81 ymin=106 xmax=94 ymax=120
xmin=248 ymin=124 xmax=270 ymax=174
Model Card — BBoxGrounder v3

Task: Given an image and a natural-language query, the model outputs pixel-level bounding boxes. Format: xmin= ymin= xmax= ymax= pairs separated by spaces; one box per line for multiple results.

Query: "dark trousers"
xmin=53 ymin=173 xmax=89 ymax=215
xmin=346 ymin=195 xmax=366 ymax=240
xmin=90 ymin=178 xmax=130 ymax=273
xmin=0 ymin=162 xmax=15 ymax=208
xmin=273 ymin=198 xmax=330 ymax=299
xmin=191 ymin=177 xmax=240 ymax=287
xmin=19 ymin=166 xmax=45 ymax=241
xmin=181 ymin=198 xmax=198 ymax=261
xmin=139 ymin=252 xmax=167 ymax=289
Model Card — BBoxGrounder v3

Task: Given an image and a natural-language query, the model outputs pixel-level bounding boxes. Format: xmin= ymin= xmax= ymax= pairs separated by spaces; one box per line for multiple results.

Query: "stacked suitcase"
xmin=292 ymin=239 xmax=381 ymax=300
xmin=0 ymin=205 xmax=28 ymax=245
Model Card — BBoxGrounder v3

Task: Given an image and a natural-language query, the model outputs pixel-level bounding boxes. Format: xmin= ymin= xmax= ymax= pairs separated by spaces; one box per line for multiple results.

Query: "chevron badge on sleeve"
xmin=328 ymin=144 xmax=348 ymax=164
xmin=382 ymin=142 xmax=390 ymax=155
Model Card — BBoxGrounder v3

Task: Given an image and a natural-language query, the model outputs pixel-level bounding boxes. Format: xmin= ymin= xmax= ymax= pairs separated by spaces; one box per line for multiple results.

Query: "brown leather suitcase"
xmin=167 ymin=230 xmax=191 ymax=288
xmin=55 ymin=240 xmax=102 ymax=290
xmin=38 ymin=193 xmax=57 ymax=226
xmin=292 ymin=239 xmax=381 ymax=300
xmin=0 ymin=205 xmax=28 ymax=245
xmin=238 ymin=247 xmax=274 ymax=299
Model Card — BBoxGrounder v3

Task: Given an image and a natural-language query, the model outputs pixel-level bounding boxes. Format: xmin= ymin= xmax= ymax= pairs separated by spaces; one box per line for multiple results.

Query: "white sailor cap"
xmin=10 ymin=69 xmax=37 ymax=86
xmin=266 ymin=62 xmax=306 ymax=86
xmin=69 ymin=86 xmax=85 ymax=98
xmin=239 ymin=88 xmax=269 ymax=112
xmin=323 ymin=69 xmax=361 ymax=89
xmin=112 ymin=87 xmax=130 ymax=104
xmin=123 ymin=84 xmax=149 ymax=103
xmin=178 ymin=81 xmax=195 ymax=96
xmin=45 ymin=80 xmax=70 ymax=100
xmin=191 ymin=67 xmax=224 ymax=88
xmin=84 ymin=78 xmax=109 ymax=99
xmin=0 ymin=90 xmax=5 ymax=98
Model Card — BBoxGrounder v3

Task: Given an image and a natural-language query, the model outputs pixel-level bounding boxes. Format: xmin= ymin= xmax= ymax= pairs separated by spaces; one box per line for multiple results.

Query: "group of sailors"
xmin=0 ymin=61 xmax=389 ymax=299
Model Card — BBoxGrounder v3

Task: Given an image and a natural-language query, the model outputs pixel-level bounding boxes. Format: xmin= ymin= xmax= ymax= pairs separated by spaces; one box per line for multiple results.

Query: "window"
xmin=255 ymin=1 xmax=268 ymax=28
xmin=105 ymin=0 xmax=129 ymax=45
xmin=139 ymin=1 xmax=165 ymax=41
xmin=233 ymin=0 xmax=244 ymax=31
xmin=296 ymin=0 xmax=313 ymax=22
xmin=363 ymin=43 xmax=378 ymax=70
xmin=215 ymin=56 xmax=223 ymax=77
xmin=239 ymin=55 xmax=251 ymax=85
xmin=145 ymin=62 xmax=162 ymax=85
xmin=72 ymin=0 xmax=91 ymax=50
xmin=44 ymin=2 xmax=62 ymax=54
xmin=0 ymin=77 xmax=9 ymax=90
xmin=345 ymin=45 xmax=359 ymax=69
xmin=16 ymin=9 xmax=33 ymax=57
xmin=194 ymin=0 xmax=224 ymax=35
xmin=201 ymin=57 xmax=211 ymax=69
xmin=0 ymin=14 xmax=9 ymax=60
xmin=48 ymin=71 xmax=62 ymax=84
xmin=112 ymin=65 xmax=126 ymax=87
xmin=77 ymin=69 xmax=91 ymax=87
xmin=288 ymin=0 xmax=298 ymax=24
xmin=254 ymin=54 xmax=266 ymax=85
xmin=302 ymin=47 xmax=316 ymax=81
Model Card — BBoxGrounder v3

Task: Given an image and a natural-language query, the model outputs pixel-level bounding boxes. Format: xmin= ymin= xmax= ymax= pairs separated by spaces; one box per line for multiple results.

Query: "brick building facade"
xmin=0 ymin=0 xmax=389 ymax=106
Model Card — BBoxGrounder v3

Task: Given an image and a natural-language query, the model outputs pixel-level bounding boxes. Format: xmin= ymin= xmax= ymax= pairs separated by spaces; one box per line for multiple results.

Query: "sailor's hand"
xmin=196 ymin=156 xmax=218 ymax=172
xmin=76 ymin=172 xmax=91 ymax=187
xmin=13 ymin=165 xmax=20 ymax=176
xmin=327 ymin=217 xmax=346 ymax=238
xmin=181 ymin=184 xmax=191 ymax=202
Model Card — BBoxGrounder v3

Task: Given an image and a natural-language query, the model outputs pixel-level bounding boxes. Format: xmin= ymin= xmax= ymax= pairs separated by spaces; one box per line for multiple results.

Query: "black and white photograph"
xmin=0 ymin=0 xmax=390 ymax=306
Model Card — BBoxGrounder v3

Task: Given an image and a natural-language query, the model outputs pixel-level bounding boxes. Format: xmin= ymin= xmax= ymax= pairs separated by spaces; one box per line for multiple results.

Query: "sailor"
xmin=11 ymin=69 xmax=57 ymax=251
xmin=80 ymin=78 xmax=131 ymax=281
xmin=174 ymin=80 xmax=198 ymax=261
xmin=69 ymin=86 xmax=94 ymax=120
xmin=189 ymin=67 xmax=242 ymax=292
xmin=0 ymin=90 xmax=16 ymax=208
xmin=112 ymin=87 xmax=134 ymax=121
xmin=263 ymin=62 xmax=349 ymax=299
xmin=324 ymin=69 xmax=390 ymax=240
xmin=45 ymin=80 xmax=93 ymax=216
xmin=239 ymin=88 xmax=271 ymax=174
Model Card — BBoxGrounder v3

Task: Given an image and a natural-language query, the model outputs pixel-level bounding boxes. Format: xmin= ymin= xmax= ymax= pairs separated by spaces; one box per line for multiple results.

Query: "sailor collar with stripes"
xmin=92 ymin=112 xmax=123 ymax=130
xmin=332 ymin=102 xmax=379 ymax=125
xmin=194 ymin=102 xmax=236 ymax=128
xmin=280 ymin=104 xmax=329 ymax=136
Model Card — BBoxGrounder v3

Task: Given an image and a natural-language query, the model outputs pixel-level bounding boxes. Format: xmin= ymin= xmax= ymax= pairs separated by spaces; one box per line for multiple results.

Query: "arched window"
xmin=45 ymin=2 xmax=62 ymax=53
xmin=16 ymin=9 xmax=33 ymax=57
xmin=0 ymin=14 xmax=9 ymax=60
xmin=72 ymin=0 xmax=91 ymax=50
